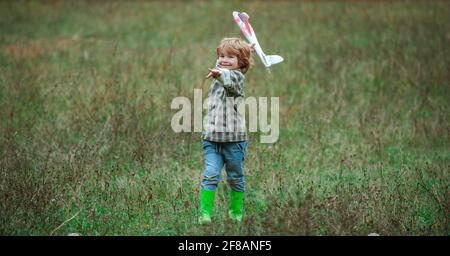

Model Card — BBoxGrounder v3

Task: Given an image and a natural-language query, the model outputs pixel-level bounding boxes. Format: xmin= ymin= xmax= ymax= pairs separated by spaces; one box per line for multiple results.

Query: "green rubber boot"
xmin=229 ymin=190 xmax=244 ymax=222
xmin=199 ymin=189 xmax=215 ymax=224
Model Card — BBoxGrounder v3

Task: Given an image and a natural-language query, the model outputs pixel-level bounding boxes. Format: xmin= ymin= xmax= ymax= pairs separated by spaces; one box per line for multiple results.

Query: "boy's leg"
xmin=223 ymin=141 xmax=248 ymax=221
xmin=199 ymin=139 xmax=224 ymax=224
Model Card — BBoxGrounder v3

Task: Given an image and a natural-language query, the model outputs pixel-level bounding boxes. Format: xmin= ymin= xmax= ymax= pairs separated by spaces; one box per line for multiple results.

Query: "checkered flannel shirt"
xmin=201 ymin=63 xmax=247 ymax=142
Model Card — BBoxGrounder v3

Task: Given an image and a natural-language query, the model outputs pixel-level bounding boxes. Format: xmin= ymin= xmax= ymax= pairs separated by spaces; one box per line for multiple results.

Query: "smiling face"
xmin=216 ymin=38 xmax=253 ymax=74
xmin=217 ymin=50 xmax=239 ymax=70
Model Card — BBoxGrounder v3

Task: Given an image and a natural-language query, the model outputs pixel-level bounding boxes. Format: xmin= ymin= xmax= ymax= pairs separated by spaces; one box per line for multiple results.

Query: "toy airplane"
xmin=232 ymin=11 xmax=284 ymax=69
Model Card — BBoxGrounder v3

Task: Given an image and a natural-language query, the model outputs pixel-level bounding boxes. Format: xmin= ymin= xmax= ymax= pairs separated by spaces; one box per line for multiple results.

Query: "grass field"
xmin=0 ymin=0 xmax=449 ymax=235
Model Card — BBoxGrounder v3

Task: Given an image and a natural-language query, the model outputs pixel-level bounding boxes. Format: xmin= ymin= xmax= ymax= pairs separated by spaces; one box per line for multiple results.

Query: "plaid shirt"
xmin=202 ymin=64 xmax=247 ymax=142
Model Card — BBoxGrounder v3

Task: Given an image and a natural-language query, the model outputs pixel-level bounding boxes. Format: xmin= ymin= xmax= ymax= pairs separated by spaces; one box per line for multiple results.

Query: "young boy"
xmin=199 ymin=37 xmax=254 ymax=224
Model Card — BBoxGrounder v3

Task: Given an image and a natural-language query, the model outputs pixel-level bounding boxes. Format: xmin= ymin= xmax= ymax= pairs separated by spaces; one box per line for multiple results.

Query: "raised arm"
xmin=215 ymin=68 xmax=245 ymax=96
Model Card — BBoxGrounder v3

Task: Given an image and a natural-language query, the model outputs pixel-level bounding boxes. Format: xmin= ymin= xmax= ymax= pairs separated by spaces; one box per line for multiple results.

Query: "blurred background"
xmin=0 ymin=0 xmax=448 ymax=235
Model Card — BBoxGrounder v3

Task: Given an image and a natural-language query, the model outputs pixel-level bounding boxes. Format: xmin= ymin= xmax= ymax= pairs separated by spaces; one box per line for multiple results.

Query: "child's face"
xmin=217 ymin=50 xmax=239 ymax=70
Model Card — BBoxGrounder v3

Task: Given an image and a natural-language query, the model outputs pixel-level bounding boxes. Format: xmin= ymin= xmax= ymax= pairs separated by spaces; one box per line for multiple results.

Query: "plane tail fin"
xmin=266 ymin=55 xmax=284 ymax=66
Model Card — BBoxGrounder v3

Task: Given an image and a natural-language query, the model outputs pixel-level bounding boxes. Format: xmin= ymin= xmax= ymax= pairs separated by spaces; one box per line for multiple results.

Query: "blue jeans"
xmin=201 ymin=139 xmax=248 ymax=192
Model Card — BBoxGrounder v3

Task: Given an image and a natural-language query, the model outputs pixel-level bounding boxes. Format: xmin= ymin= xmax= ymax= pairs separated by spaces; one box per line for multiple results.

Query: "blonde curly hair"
xmin=216 ymin=37 xmax=254 ymax=74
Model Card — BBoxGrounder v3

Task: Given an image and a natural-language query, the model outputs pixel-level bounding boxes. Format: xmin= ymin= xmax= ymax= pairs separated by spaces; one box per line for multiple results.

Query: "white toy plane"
xmin=232 ymin=11 xmax=283 ymax=69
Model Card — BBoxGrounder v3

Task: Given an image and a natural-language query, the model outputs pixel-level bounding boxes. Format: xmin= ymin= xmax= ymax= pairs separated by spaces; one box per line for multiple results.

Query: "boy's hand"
xmin=206 ymin=68 xmax=221 ymax=79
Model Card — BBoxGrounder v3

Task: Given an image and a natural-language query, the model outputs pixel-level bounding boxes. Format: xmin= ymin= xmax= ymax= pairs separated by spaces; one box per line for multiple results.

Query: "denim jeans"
xmin=201 ymin=139 xmax=248 ymax=192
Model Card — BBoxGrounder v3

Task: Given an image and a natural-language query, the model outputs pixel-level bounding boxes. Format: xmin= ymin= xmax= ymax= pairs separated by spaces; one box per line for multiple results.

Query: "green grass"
xmin=0 ymin=0 xmax=449 ymax=235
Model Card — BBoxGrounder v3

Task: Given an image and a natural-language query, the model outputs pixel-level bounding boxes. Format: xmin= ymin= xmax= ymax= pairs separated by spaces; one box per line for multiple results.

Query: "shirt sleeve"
xmin=215 ymin=68 xmax=245 ymax=96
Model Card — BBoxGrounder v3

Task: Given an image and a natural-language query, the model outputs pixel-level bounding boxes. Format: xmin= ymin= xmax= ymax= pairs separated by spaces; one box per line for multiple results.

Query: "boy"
xmin=199 ymin=37 xmax=254 ymax=224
